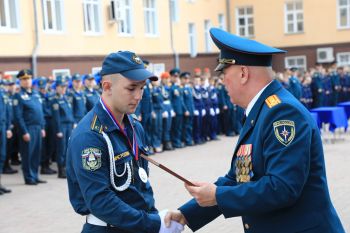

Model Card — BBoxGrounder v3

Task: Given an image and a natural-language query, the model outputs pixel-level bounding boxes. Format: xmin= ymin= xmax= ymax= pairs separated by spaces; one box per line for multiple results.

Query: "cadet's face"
xmin=73 ymin=80 xmax=82 ymax=89
xmin=222 ymin=65 xmax=241 ymax=104
xmin=56 ymin=85 xmax=67 ymax=95
xmin=110 ymin=76 xmax=145 ymax=114
xmin=20 ymin=78 xmax=32 ymax=89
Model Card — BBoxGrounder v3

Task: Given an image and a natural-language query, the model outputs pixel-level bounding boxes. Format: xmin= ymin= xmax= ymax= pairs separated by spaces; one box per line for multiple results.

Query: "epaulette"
xmin=90 ymin=114 xmax=104 ymax=134
xmin=265 ymin=94 xmax=281 ymax=108
xmin=130 ymin=114 xmax=140 ymax=122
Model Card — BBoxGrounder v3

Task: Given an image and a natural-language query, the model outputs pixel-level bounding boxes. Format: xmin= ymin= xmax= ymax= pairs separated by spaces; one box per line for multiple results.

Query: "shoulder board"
xmin=130 ymin=114 xmax=140 ymax=122
xmin=265 ymin=94 xmax=281 ymax=108
xmin=90 ymin=114 xmax=104 ymax=134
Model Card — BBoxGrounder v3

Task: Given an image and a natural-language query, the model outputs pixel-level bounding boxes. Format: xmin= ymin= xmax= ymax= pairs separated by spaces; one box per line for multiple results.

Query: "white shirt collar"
xmin=245 ymin=81 xmax=272 ymax=117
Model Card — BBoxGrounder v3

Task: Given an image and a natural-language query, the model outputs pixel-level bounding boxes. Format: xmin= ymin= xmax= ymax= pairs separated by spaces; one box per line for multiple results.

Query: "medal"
xmin=138 ymin=167 xmax=148 ymax=183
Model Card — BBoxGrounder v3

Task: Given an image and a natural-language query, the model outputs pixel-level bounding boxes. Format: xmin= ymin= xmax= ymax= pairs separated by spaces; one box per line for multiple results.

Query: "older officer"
xmin=165 ymin=28 xmax=345 ymax=233
xmin=66 ymin=51 xmax=184 ymax=233
xmin=13 ymin=69 xmax=46 ymax=185
xmin=51 ymin=76 xmax=74 ymax=178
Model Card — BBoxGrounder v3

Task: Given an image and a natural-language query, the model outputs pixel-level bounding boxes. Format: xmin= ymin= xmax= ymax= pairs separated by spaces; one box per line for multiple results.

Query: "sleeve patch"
xmin=82 ymin=148 xmax=102 ymax=171
xmin=13 ymin=99 xmax=18 ymax=106
xmin=265 ymin=95 xmax=281 ymax=108
xmin=273 ymin=120 xmax=295 ymax=146
xmin=53 ymin=103 xmax=59 ymax=110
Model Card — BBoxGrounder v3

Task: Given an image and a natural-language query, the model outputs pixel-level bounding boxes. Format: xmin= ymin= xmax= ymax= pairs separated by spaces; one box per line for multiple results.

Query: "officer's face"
xmin=20 ymin=77 xmax=32 ymax=89
xmin=108 ymin=75 xmax=146 ymax=114
xmin=222 ymin=65 xmax=242 ymax=105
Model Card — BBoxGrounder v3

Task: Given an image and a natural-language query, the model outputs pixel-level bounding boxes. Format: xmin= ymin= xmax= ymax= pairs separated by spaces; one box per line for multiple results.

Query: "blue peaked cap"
xmin=210 ymin=28 xmax=286 ymax=71
xmin=100 ymin=51 xmax=158 ymax=81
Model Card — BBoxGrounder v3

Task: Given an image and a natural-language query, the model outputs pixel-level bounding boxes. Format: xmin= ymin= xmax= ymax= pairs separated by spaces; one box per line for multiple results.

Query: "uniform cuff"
xmin=146 ymin=213 xmax=161 ymax=233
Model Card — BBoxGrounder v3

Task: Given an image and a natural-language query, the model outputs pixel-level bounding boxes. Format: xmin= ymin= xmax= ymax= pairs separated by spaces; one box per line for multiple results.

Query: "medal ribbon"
xmin=100 ymin=98 xmax=139 ymax=160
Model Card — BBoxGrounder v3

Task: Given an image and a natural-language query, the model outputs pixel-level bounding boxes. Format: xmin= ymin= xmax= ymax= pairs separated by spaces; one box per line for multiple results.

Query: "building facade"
xmin=1 ymin=0 xmax=350 ymax=77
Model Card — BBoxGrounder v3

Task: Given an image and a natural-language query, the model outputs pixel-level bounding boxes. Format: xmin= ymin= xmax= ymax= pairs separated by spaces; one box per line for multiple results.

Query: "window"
xmin=204 ymin=20 xmax=212 ymax=52
xmin=0 ymin=0 xmax=19 ymax=31
xmin=285 ymin=1 xmax=303 ymax=34
xmin=42 ymin=0 xmax=64 ymax=32
xmin=188 ymin=23 xmax=197 ymax=57
xmin=52 ymin=69 xmax=70 ymax=79
xmin=83 ymin=0 xmax=102 ymax=34
xmin=285 ymin=56 xmax=307 ymax=71
xmin=116 ymin=0 xmax=133 ymax=35
xmin=236 ymin=6 xmax=254 ymax=37
xmin=338 ymin=0 xmax=350 ymax=28
xmin=337 ymin=52 xmax=350 ymax=66
xmin=170 ymin=0 xmax=179 ymax=22
xmin=143 ymin=0 xmax=158 ymax=36
xmin=91 ymin=67 xmax=101 ymax=75
xmin=218 ymin=13 xmax=226 ymax=30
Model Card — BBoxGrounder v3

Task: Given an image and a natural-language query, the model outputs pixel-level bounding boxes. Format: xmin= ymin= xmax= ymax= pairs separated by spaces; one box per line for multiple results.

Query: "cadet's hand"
xmin=185 ymin=182 xmax=217 ymax=207
xmin=164 ymin=210 xmax=187 ymax=226
xmin=41 ymin=130 xmax=46 ymax=138
xmin=23 ymin=133 xmax=31 ymax=142
xmin=57 ymin=132 xmax=63 ymax=138
xmin=184 ymin=111 xmax=190 ymax=116
xmin=223 ymin=105 xmax=228 ymax=110
xmin=6 ymin=130 xmax=13 ymax=139
xmin=158 ymin=210 xmax=184 ymax=233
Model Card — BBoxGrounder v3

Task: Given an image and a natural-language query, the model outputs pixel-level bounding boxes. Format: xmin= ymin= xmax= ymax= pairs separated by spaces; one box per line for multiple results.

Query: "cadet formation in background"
xmin=1 ymin=61 xmax=350 ymax=195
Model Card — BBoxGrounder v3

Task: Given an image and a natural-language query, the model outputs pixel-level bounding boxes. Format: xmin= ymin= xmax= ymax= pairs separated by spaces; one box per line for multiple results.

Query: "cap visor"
xmin=214 ymin=63 xmax=226 ymax=72
xmin=121 ymin=69 xmax=158 ymax=81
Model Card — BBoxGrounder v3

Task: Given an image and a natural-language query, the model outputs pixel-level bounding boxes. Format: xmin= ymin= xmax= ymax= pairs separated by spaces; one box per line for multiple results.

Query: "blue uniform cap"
xmin=72 ymin=73 xmax=82 ymax=81
xmin=180 ymin=72 xmax=191 ymax=78
xmin=17 ymin=69 xmax=33 ymax=79
xmin=210 ymin=28 xmax=286 ymax=71
xmin=170 ymin=68 xmax=181 ymax=76
xmin=56 ymin=75 xmax=68 ymax=86
xmin=37 ymin=77 xmax=47 ymax=88
xmin=100 ymin=51 xmax=158 ymax=81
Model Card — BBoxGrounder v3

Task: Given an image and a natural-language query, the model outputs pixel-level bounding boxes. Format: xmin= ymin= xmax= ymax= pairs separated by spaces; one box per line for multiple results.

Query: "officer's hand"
xmin=41 ymin=130 xmax=46 ymax=138
xmin=158 ymin=209 xmax=184 ymax=233
xmin=164 ymin=210 xmax=187 ymax=226
xmin=57 ymin=132 xmax=63 ymax=138
xmin=185 ymin=182 xmax=217 ymax=207
xmin=184 ymin=111 xmax=190 ymax=116
xmin=23 ymin=133 xmax=31 ymax=142
xmin=6 ymin=130 xmax=13 ymax=139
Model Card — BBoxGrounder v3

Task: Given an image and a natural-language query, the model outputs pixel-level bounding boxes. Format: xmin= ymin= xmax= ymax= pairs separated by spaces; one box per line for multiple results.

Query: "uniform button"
xmin=244 ymin=223 xmax=250 ymax=229
xmin=250 ymin=120 xmax=254 ymax=125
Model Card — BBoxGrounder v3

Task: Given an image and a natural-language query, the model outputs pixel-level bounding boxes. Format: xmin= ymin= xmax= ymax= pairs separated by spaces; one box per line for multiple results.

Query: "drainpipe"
xmin=226 ymin=0 xmax=232 ymax=33
xmin=169 ymin=0 xmax=179 ymax=69
xmin=32 ymin=0 xmax=39 ymax=77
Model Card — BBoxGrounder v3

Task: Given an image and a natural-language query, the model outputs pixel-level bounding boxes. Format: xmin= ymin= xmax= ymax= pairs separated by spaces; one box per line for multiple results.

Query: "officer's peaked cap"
xmin=100 ymin=51 xmax=158 ymax=81
xmin=210 ymin=28 xmax=286 ymax=71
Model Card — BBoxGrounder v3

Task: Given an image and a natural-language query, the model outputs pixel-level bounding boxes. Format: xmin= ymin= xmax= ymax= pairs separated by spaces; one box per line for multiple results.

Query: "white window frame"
xmin=337 ymin=52 xmax=350 ymax=66
xmin=42 ymin=0 xmax=65 ymax=33
xmin=91 ymin=67 xmax=102 ymax=75
xmin=284 ymin=55 xmax=307 ymax=71
xmin=284 ymin=1 xmax=304 ymax=34
xmin=337 ymin=0 xmax=350 ymax=29
xmin=0 ymin=0 xmax=20 ymax=33
xmin=52 ymin=69 xmax=70 ymax=79
xmin=116 ymin=0 xmax=133 ymax=36
xmin=204 ymin=20 xmax=212 ymax=52
xmin=218 ymin=13 xmax=226 ymax=30
xmin=170 ymin=0 xmax=179 ymax=22
xmin=83 ymin=0 xmax=102 ymax=35
xmin=143 ymin=0 xmax=158 ymax=36
xmin=188 ymin=23 xmax=197 ymax=58
xmin=235 ymin=6 xmax=254 ymax=38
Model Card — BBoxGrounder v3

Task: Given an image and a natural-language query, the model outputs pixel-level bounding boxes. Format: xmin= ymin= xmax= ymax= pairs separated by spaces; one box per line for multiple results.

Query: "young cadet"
xmin=66 ymin=51 xmax=184 ymax=233
xmin=84 ymin=74 xmax=100 ymax=112
xmin=165 ymin=28 xmax=345 ymax=233
xmin=68 ymin=73 xmax=86 ymax=127
xmin=180 ymin=72 xmax=194 ymax=146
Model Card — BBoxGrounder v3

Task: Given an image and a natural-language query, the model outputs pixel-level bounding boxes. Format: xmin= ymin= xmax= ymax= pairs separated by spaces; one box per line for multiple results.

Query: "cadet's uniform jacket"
xmin=179 ymin=80 xmax=345 ymax=233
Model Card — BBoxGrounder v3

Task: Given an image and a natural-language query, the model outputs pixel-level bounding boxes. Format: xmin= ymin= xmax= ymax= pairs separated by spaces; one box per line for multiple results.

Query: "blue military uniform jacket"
xmin=84 ymin=88 xmax=100 ymax=112
xmin=51 ymin=94 xmax=74 ymax=133
xmin=66 ymin=100 xmax=161 ymax=233
xmin=0 ymin=88 xmax=11 ymax=130
xmin=170 ymin=84 xmax=186 ymax=115
xmin=179 ymin=80 xmax=344 ymax=233
xmin=67 ymin=89 xmax=87 ymax=123
xmin=183 ymin=84 xmax=194 ymax=115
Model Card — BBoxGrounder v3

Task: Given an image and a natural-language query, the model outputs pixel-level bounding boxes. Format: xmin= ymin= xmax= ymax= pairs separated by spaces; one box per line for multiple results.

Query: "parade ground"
xmin=0 ymin=134 xmax=349 ymax=233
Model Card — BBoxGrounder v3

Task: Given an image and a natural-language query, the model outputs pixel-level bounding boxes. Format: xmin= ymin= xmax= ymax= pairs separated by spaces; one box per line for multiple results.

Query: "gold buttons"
xmin=244 ymin=223 xmax=250 ymax=229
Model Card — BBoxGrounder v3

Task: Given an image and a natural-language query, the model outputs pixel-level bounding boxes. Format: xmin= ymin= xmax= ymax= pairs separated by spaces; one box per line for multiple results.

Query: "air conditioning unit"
xmin=316 ymin=47 xmax=335 ymax=63
xmin=109 ymin=0 xmax=124 ymax=22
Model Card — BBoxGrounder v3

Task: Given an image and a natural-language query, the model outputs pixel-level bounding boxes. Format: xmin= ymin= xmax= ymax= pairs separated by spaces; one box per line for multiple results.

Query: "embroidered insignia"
xmin=235 ymin=144 xmax=254 ymax=183
xmin=265 ymin=95 xmax=281 ymax=108
xmin=53 ymin=103 xmax=59 ymax=110
xmin=82 ymin=148 xmax=102 ymax=171
xmin=132 ymin=55 xmax=142 ymax=64
xmin=114 ymin=151 xmax=130 ymax=161
xmin=273 ymin=120 xmax=295 ymax=146
xmin=13 ymin=99 xmax=18 ymax=106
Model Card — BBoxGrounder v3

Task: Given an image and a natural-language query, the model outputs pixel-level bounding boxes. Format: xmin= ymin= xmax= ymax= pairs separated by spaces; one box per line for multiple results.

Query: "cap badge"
xmin=132 ymin=55 xmax=142 ymax=64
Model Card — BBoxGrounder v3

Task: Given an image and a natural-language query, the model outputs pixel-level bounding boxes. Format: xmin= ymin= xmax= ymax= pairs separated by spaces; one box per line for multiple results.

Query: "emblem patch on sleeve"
xmin=273 ymin=120 xmax=295 ymax=146
xmin=82 ymin=148 xmax=102 ymax=171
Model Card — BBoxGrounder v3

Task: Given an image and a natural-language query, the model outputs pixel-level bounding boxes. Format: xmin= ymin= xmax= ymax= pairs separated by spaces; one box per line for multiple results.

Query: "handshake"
xmin=158 ymin=209 xmax=186 ymax=233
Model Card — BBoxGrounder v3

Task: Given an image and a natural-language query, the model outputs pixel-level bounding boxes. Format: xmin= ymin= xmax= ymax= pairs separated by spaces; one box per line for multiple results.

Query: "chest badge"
xmin=235 ymin=144 xmax=254 ymax=183
xmin=273 ymin=120 xmax=295 ymax=146
xmin=138 ymin=167 xmax=148 ymax=183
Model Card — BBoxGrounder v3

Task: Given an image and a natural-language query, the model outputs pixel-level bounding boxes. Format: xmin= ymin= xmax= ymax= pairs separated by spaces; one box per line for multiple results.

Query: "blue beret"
xmin=210 ymin=28 xmax=286 ymax=71
xmin=72 ymin=73 xmax=81 ymax=81
xmin=170 ymin=68 xmax=181 ymax=76
xmin=17 ymin=69 xmax=33 ymax=79
xmin=55 ymin=75 xmax=68 ymax=86
xmin=100 ymin=51 xmax=158 ymax=81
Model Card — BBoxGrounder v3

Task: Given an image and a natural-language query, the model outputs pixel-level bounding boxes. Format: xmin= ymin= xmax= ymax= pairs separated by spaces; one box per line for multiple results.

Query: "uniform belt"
xmin=86 ymin=214 xmax=108 ymax=227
